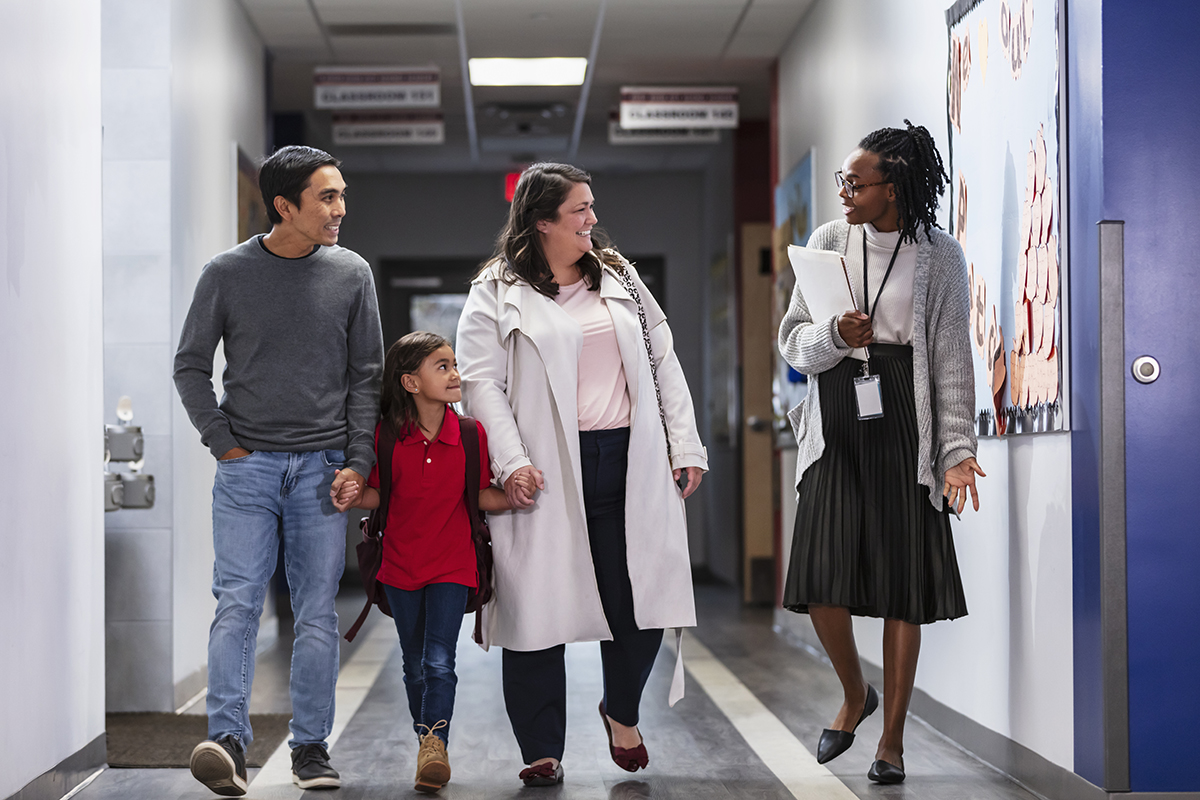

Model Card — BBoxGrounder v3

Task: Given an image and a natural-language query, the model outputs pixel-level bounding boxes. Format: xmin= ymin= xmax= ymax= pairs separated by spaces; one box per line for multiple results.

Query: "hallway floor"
xmin=74 ymin=586 xmax=1042 ymax=800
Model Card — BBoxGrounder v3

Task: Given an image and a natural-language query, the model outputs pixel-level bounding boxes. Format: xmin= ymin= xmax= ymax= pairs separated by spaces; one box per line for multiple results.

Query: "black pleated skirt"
xmin=783 ymin=344 xmax=968 ymax=625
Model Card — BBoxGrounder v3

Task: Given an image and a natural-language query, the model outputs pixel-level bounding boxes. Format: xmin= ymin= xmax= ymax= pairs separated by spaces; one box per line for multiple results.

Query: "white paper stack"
xmin=786 ymin=244 xmax=866 ymax=361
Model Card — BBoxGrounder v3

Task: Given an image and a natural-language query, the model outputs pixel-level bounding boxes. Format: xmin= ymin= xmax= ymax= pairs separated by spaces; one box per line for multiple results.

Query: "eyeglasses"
xmin=834 ymin=171 xmax=888 ymax=198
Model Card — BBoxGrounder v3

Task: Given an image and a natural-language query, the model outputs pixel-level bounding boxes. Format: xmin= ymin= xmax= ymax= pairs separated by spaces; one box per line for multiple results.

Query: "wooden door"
xmin=740 ymin=222 xmax=776 ymax=603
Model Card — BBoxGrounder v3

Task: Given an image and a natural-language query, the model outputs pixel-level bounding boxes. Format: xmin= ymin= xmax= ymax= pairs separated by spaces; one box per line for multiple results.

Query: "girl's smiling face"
xmin=404 ymin=344 xmax=461 ymax=405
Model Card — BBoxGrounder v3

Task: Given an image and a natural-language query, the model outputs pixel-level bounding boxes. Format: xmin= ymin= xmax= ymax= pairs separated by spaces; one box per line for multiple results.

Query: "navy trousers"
xmin=502 ymin=427 xmax=664 ymax=763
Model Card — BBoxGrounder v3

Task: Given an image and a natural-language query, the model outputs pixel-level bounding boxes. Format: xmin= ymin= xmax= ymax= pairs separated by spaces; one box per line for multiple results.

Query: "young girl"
xmin=335 ymin=331 xmax=535 ymax=794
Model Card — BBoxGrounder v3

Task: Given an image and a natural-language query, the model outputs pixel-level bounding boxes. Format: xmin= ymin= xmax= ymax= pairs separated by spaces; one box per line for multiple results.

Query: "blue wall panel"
xmin=1102 ymin=0 xmax=1200 ymax=791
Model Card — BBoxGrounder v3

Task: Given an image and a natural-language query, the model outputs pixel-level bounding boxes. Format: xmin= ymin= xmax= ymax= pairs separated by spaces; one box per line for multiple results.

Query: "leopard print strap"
xmin=607 ymin=251 xmax=672 ymax=462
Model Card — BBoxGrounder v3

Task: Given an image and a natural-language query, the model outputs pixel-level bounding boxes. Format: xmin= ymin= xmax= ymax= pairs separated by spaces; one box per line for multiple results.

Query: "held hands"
xmin=943 ymin=457 xmax=986 ymax=515
xmin=504 ymin=465 xmax=545 ymax=510
xmin=673 ymin=466 xmax=704 ymax=500
xmin=837 ymin=311 xmax=874 ymax=348
xmin=330 ymin=468 xmax=365 ymax=512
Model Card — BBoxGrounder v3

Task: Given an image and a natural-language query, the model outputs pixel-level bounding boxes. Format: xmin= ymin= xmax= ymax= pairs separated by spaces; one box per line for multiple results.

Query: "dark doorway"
xmin=378 ymin=258 xmax=481 ymax=349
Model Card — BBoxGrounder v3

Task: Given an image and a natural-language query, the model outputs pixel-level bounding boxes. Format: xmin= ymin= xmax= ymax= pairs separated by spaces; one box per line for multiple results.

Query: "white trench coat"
xmin=456 ymin=258 xmax=708 ymax=704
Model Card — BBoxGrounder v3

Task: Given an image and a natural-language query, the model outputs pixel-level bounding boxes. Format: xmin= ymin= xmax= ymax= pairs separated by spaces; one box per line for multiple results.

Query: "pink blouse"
xmin=554 ymin=279 xmax=632 ymax=431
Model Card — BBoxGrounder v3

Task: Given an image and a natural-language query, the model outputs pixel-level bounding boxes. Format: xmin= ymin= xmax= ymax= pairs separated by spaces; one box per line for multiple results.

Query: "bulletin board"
xmin=946 ymin=0 xmax=1065 ymax=435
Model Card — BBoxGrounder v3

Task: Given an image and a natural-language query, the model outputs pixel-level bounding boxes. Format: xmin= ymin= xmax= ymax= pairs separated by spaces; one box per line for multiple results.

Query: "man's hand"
xmin=672 ymin=466 xmax=704 ymax=500
xmin=944 ymin=457 xmax=986 ymax=514
xmin=330 ymin=468 xmax=365 ymax=513
xmin=219 ymin=447 xmax=252 ymax=460
xmin=505 ymin=466 xmax=545 ymax=510
xmin=837 ymin=310 xmax=874 ymax=348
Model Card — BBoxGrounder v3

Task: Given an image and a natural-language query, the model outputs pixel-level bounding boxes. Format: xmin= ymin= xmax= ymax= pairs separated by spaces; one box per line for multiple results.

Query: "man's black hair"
xmin=258 ymin=145 xmax=342 ymax=225
xmin=858 ymin=120 xmax=948 ymax=244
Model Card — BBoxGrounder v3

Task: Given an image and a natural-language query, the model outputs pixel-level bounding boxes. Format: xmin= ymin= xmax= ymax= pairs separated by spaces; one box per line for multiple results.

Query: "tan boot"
xmin=414 ymin=721 xmax=451 ymax=794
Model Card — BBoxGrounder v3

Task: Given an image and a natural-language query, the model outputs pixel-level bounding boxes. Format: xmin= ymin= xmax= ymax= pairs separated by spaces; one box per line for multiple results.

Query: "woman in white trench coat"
xmin=456 ymin=163 xmax=708 ymax=787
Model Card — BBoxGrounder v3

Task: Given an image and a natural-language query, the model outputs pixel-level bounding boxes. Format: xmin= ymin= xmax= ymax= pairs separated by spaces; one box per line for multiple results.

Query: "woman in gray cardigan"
xmin=778 ymin=121 xmax=985 ymax=784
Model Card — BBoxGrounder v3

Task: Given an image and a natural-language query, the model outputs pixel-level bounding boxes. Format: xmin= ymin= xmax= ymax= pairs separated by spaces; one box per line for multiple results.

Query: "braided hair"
xmin=858 ymin=120 xmax=948 ymax=244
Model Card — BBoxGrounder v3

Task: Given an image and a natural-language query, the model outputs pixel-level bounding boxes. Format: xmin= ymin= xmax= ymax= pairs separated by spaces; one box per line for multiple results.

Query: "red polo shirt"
xmin=367 ymin=406 xmax=492 ymax=590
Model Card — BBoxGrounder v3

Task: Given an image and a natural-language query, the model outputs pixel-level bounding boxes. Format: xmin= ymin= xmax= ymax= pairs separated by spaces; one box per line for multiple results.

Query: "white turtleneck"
xmin=855 ymin=222 xmax=917 ymax=346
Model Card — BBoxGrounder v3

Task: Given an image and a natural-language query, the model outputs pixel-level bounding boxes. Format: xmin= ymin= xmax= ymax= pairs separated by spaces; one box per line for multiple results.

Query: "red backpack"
xmin=344 ymin=415 xmax=494 ymax=643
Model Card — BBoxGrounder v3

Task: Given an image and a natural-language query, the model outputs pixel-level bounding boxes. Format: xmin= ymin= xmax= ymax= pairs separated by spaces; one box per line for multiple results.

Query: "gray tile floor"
xmin=75 ymin=586 xmax=1043 ymax=800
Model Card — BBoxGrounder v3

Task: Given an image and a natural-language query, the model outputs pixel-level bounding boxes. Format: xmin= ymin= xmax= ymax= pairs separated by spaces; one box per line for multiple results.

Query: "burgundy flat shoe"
xmin=519 ymin=762 xmax=564 ymax=786
xmin=599 ymin=702 xmax=648 ymax=772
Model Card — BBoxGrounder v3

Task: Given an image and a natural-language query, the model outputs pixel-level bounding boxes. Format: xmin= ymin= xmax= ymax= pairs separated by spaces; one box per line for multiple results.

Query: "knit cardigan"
xmin=778 ymin=220 xmax=977 ymax=509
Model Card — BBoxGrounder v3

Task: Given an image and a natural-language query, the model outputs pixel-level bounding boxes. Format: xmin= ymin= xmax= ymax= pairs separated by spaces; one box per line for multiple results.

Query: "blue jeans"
xmin=207 ymin=449 xmax=347 ymax=748
xmin=383 ymin=582 xmax=468 ymax=743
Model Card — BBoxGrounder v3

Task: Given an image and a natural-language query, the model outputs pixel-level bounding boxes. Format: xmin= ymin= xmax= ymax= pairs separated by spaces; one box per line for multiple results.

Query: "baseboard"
xmin=772 ymin=610 xmax=1200 ymax=800
xmin=4 ymin=735 xmax=105 ymax=800
xmin=173 ymin=665 xmax=208 ymax=711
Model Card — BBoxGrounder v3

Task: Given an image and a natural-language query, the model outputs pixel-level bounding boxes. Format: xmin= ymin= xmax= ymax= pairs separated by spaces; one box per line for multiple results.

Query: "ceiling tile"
xmin=245 ymin=8 xmax=323 ymax=43
xmin=312 ymin=0 xmax=455 ymax=25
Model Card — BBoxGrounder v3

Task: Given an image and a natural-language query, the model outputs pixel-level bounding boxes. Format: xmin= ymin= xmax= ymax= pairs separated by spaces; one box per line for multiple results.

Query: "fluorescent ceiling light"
xmin=469 ymin=58 xmax=588 ymax=86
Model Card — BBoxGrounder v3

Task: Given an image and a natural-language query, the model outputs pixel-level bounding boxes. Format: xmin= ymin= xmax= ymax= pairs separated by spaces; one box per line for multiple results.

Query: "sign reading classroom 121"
xmin=619 ymin=86 xmax=739 ymax=129
xmin=314 ymin=67 xmax=440 ymax=109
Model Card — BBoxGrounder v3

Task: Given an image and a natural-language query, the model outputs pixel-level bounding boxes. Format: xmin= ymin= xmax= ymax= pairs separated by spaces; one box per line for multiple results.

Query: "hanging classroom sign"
xmin=945 ymin=0 xmax=1065 ymax=436
xmin=618 ymin=87 xmax=738 ymax=129
xmin=607 ymin=119 xmax=720 ymax=145
xmin=314 ymin=67 xmax=440 ymax=109
xmin=332 ymin=111 xmax=444 ymax=146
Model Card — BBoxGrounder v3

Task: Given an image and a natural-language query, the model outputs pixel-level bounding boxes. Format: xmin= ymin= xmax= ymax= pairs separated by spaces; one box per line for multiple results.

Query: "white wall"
xmin=0 ymin=0 xmax=106 ymax=794
xmin=100 ymin=0 xmax=268 ymax=712
xmin=169 ymin=0 xmax=269 ymax=690
xmin=102 ymin=0 xmax=177 ymax=711
xmin=774 ymin=0 xmax=1075 ymax=770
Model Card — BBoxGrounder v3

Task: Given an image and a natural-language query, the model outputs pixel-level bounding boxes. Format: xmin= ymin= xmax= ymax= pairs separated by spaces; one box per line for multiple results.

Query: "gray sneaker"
xmin=291 ymin=743 xmax=341 ymax=789
xmin=189 ymin=735 xmax=248 ymax=797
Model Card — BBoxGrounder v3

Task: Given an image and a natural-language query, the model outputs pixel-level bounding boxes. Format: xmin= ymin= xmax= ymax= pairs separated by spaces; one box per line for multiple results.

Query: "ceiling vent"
xmin=481 ymin=103 xmax=570 ymax=121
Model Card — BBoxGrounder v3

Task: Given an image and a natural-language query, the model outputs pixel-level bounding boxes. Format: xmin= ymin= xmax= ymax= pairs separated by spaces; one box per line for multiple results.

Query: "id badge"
xmin=854 ymin=374 xmax=884 ymax=420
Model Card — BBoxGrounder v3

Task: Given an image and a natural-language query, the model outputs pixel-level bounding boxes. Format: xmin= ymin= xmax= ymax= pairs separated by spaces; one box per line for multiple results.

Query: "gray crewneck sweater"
xmin=778 ymin=220 xmax=977 ymax=508
xmin=174 ymin=235 xmax=384 ymax=476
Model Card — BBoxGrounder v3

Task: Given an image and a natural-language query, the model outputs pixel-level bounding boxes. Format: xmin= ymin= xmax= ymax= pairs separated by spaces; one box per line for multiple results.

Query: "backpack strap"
xmin=344 ymin=420 xmax=398 ymax=642
xmin=459 ymin=415 xmax=482 ymax=525
xmin=458 ymin=415 xmax=488 ymax=643
xmin=375 ymin=420 xmax=398 ymax=533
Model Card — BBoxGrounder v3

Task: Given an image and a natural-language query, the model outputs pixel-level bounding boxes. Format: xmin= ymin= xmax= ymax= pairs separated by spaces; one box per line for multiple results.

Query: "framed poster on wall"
xmin=771 ymin=150 xmax=816 ymax=437
xmin=236 ymin=146 xmax=270 ymax=245
xmin=946 ymin=0 xmax=1066 ymax=435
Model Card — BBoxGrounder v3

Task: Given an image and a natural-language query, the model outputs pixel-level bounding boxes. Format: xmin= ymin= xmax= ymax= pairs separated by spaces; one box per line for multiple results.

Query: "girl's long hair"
xmin=476 ymin=162 xmax=624 ymax=298
xmin=379 ymin=331 xmax=451 ymax=436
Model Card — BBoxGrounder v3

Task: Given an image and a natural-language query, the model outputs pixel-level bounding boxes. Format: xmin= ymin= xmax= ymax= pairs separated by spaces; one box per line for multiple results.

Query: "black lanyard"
xmin=861 ymin=229 xmax=904 ymax=322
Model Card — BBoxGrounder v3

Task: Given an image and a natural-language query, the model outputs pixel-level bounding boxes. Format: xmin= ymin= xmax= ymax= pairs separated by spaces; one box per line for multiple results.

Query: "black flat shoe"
xmin=867 ymin=759 xmax=905 ymax=784
xmin=815 ymin=684 xmax=878 ymax=765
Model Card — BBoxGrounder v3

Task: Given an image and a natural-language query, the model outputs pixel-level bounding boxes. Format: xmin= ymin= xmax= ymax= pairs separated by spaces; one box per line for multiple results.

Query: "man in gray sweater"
xmin=174 ymin=145 xmax=383 ymax=796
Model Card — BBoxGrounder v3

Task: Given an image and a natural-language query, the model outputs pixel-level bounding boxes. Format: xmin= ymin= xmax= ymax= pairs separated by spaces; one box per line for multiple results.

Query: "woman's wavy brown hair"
xmin=477 ymin=162 xmax=623 ymax=297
